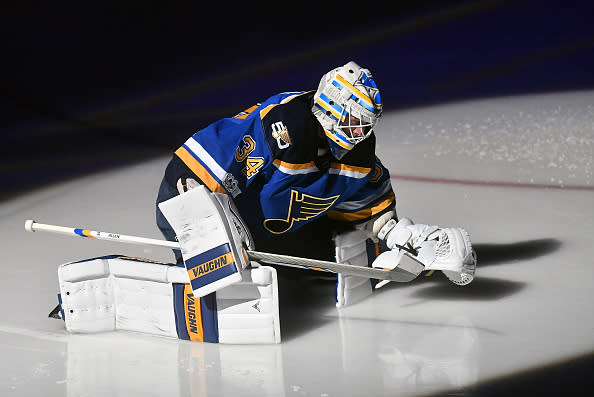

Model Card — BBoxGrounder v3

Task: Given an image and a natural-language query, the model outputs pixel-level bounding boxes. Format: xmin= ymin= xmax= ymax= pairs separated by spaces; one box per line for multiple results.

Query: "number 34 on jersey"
xmin=235 ymin=135 xmax=264 ymax=179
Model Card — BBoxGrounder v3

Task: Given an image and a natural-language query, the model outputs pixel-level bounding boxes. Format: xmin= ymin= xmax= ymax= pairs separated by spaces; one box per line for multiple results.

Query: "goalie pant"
xmin=53 ymin=255 xmax=281 ymax=344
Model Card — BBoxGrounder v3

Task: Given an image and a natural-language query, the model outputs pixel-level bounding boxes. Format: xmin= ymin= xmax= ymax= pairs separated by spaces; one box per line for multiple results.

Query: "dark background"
xmin=3 ymin=0 xmax=594 ymax=199
xmin=1 ymin=1 xmax=593 ymax=394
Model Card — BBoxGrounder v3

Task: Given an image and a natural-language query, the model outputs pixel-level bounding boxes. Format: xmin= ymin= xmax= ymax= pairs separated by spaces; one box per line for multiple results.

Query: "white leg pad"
xmin=58 ymin=256 xmax=187 ymax=336
xmin=216 ymin=266 xmax=281 ymax=344
xmin=335 ymin=230 xmax=373 ymax=308
xmin=57 ymin=256 xmax=280 ymax=344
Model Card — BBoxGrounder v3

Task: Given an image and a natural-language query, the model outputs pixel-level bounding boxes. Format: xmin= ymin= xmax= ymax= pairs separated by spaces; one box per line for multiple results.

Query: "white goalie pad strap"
xmin=158 ymin=185 xmax=250 ymax=298
xmin=57 ymin=256 xmax=280 ymax=344
xmin=334 ymin=230 xmax=373 ymax=308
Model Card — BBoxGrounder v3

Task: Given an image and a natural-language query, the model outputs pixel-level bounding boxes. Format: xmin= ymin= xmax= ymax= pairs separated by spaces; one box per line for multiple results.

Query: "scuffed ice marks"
xmin=380 ymin=91 xmax=594 ymax=186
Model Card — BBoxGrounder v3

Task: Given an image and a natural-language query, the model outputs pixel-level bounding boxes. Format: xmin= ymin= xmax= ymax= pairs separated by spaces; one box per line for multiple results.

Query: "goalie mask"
xmin=313 ymin=61 xmax=383 ymax=159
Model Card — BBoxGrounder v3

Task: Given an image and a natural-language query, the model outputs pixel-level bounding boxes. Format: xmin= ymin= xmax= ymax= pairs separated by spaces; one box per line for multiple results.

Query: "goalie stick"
xmin=24 ymin=219 xmax=424 ymax=282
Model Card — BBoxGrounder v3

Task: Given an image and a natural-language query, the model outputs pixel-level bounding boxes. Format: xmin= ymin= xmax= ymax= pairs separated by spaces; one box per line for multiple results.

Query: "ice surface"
xmin=1 ymin=91 xmax=593 ymax=396
xmin=378 ymin=91 xmax=594 ymax=187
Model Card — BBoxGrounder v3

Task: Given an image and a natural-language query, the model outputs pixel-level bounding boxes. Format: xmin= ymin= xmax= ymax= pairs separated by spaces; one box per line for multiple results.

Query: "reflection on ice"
xmin=338 ymin=313 xmax=480 ymax=395
xmin=0 ymin=312 xmax=483 ymax=396
xmin=65 ymin=334 xmax=182 ymax=396
xmin=63 ymin=333 xmax=286 ymax=397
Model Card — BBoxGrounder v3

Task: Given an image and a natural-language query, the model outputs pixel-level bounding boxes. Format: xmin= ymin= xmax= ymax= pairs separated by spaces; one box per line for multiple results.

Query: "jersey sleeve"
xmin=172 ymin=94 xmax=305 ymax=198
xmin=174 ymin=116 xmax=257 ymax=198
xmin=326 ymin=156 xmax=396 ymax=224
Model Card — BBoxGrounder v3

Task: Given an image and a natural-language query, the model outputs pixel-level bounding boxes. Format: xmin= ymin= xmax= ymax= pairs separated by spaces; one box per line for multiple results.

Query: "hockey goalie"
xmin=40 ymin=61 xmax=476 ymax=344
xmin=154 ymin=60 xmax=477 ymax=305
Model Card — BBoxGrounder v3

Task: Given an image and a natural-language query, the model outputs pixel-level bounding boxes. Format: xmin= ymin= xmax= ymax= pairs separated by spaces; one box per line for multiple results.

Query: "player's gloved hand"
xmin=176 ymin=177 xmax=202 ymax=194
xmin=375 ymin=216 xmax=477 ymax=285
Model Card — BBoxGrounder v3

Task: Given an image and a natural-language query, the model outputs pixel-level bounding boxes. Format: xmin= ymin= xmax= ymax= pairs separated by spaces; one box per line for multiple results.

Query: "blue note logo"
xmin=263 ymin=189 xmax=340 ymax=234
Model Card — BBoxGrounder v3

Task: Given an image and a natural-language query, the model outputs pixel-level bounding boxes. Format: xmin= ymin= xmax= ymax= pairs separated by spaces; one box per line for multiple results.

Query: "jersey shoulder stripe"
xmin=175 ymin=137 xmax=242 ymax=197
xmin=175 ymin=146 xmax=227 ymax=194
xmin=328 ymin=162 xmax=372 ymax=179
xmin=272 ymin=159 xmax=319 ymax=175
xmin=259 ymin=91 xmax=313 ymax=119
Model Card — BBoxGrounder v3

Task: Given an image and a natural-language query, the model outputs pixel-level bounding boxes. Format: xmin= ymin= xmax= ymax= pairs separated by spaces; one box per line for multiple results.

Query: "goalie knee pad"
xmin=55 ymin=256 xmax=280 ymax=344
xmin=334 ymin=230 xmax=375 ymax=307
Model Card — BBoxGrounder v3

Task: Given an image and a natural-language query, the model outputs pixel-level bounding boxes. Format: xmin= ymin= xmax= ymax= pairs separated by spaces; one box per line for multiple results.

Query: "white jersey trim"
xmin=184 ymin=137 xmax=242 ymax=197
xmin=272 ymin=161 xmax=320 ymax=175
xmin=328 ymin=167 xmax=369 ymax=179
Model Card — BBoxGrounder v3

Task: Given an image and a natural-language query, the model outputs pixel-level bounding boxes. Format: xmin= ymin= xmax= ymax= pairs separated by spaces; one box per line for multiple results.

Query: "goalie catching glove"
xmin=372 ymin=213 xmax=477 ymax=286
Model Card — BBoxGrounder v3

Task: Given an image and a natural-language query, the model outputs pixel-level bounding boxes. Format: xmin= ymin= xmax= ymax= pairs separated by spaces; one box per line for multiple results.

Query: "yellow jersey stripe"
xmin=327 ymin=192 xmax=395 ymax=222
xmin=259 ymin=104 xmax=279 ymax=119
xmin=272 ymin=159 xmax=319 ymax=175
xmin=329 ymin=162 xmax=372 ymax=174
xmin=234 ymin=104 xmax=259 ymax=119
xmin=273 ymin=159 xmax=317 ymax=169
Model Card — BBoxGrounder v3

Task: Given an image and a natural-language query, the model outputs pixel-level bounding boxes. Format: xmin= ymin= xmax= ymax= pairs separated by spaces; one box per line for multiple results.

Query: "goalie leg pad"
xmin=334 ymin=230 xmax=374 ymax=308
xmin=214 ymin=265 xmax=281 ymax=344
xmin=158 ymin=185 xmax=251 ymax=298
xmin=58 ymin=255 xmax=189 ymax=336
xmin=57 ymin=256 xmax=280 ymax=344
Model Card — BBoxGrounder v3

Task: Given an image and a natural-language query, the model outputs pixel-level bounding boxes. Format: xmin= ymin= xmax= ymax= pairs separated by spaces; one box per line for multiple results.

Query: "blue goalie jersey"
xmin=167 ymin=91 xmax=395 ymax=240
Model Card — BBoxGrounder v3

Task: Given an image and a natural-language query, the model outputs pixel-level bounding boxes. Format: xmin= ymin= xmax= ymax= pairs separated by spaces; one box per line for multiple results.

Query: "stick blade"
xmin=383 ymin=266 xmax=422 ymax=282
xmin=372 ymin=250 xmax=425 ymax=282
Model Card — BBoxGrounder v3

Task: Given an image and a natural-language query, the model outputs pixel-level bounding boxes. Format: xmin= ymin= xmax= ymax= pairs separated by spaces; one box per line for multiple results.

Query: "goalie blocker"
xmin=52 ymin=255 xmax=280 ymax=344
xmin=158 ymin=185 xmax=254 ymax=299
